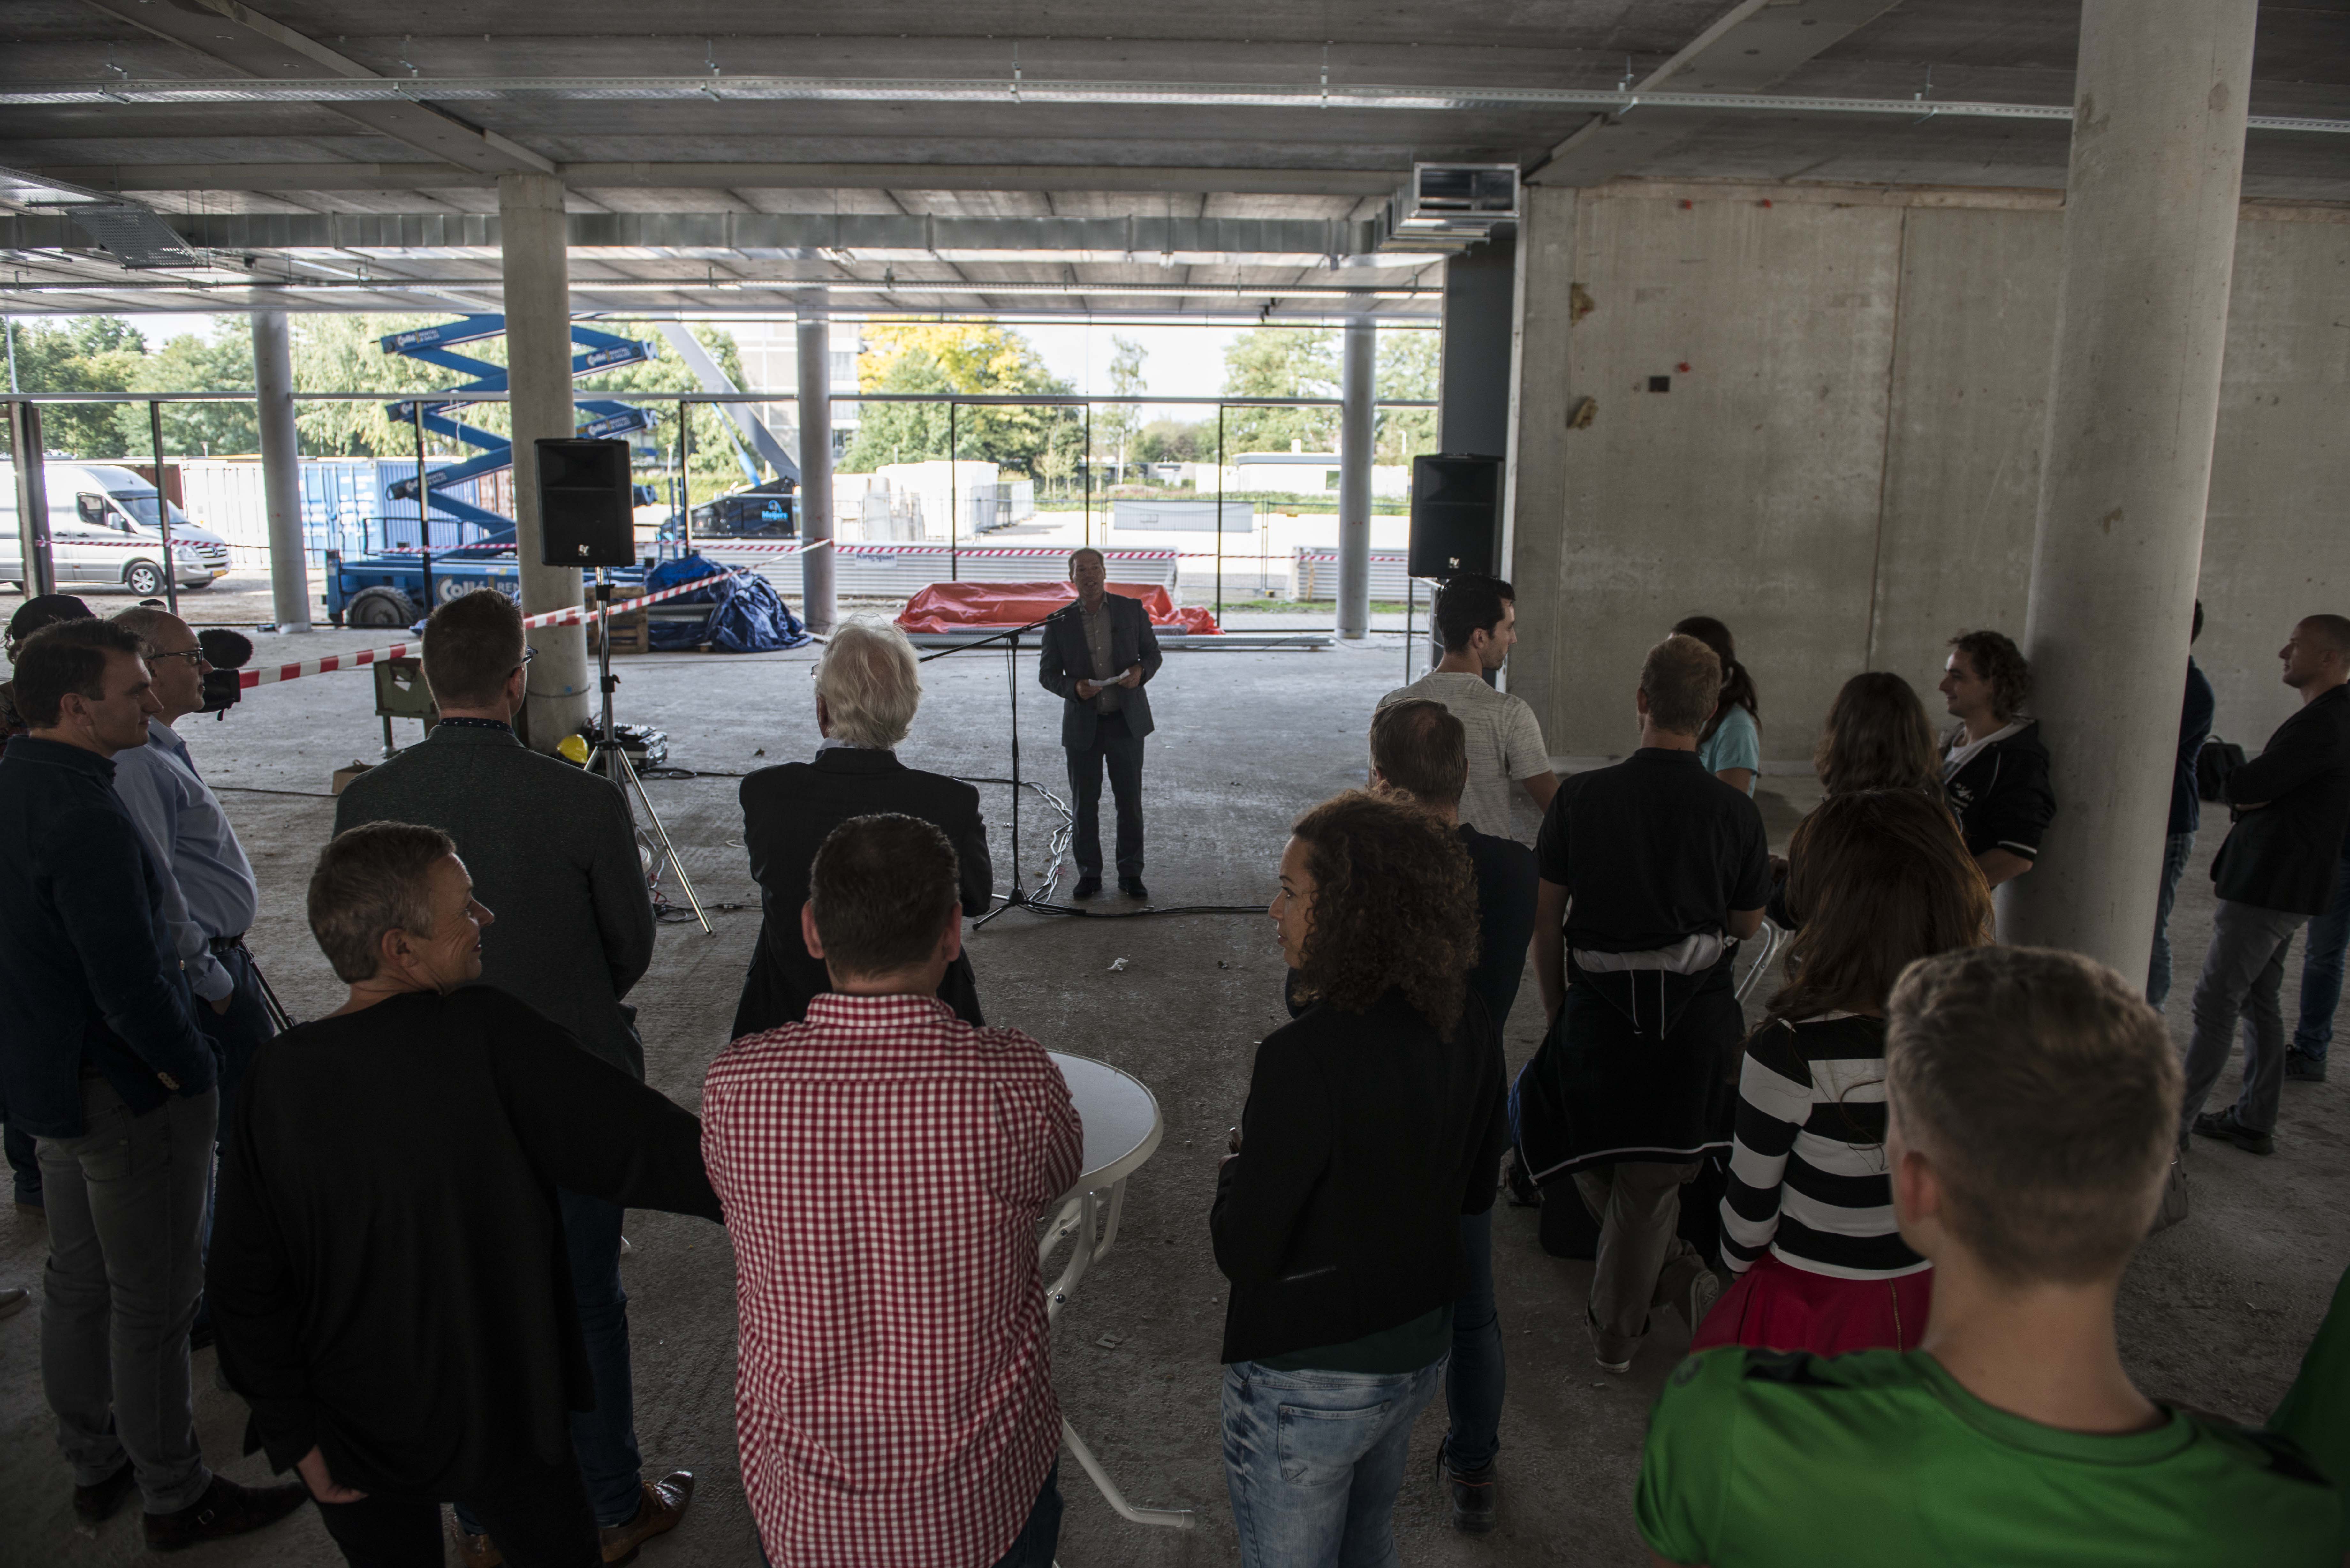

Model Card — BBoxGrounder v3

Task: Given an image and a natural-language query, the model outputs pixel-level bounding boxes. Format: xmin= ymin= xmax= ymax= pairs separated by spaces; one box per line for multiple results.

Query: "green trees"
xmin=1220 ymin=328 xmax=1339 ymax=454
xmin=841 ymin=321 xmax=1073 ymax=476
xmin=1096 ymin=333 xmax=1147 ymax=476
xmin=4 ymin=317 xmax=149 ymax=459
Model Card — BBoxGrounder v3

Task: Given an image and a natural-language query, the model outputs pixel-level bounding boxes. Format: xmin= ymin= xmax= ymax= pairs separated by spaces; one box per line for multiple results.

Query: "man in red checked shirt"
xmin=702 ymin=813 xmax=1081 ymax=1568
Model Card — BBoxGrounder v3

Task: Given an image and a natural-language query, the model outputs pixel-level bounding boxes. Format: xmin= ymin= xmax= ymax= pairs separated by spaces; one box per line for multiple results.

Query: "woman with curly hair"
xmin=1212 ymin=792 xmax=1507 ymax=1566
xmin=1696 ymin=788 xmax=1992 ymax=1357
xmin=1937 ymin=628 xmax=2056 ymax=889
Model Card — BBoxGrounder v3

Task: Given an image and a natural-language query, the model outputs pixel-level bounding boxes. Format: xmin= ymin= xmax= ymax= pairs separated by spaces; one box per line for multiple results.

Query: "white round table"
xmin=1040 ymin=1052 xmax=1192 ymax=1531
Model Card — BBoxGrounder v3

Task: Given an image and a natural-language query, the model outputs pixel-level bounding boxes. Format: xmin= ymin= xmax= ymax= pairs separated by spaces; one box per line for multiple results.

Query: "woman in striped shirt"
xmin=1694 ymin=788 xmax=1991 ymax=1356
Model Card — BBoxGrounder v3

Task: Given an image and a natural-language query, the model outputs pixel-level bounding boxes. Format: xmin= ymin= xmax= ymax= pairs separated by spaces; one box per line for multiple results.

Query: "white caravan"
xmin=0 ymin=462 xmax=233 ymax=596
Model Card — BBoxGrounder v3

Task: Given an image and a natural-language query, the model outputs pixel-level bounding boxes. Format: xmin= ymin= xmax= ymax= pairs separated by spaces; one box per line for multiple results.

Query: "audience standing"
xmin=1937 ymin=629 xmax=2056 ymax=889
xmin=2150 ymin=601 xmax=2218 ymax=1011
xmin=1037 ymin=546 xmax=1163 ymax=899
xmin=331 ymin=589 xmax=687 ymax=1563
xmin=0 ymin=619 xmax=305 ymax=1548
xmin=1638 ymin=946 xmax=2344 ymax=1567
xmin=733 ymin=618 xmax=992 ymax=1035
xmin=0 ymin=591 xmax=95 ymax=1221
xmin=1365 ymin=699 xmax=1535 ymax=1532
xmin=1673 ymin=616 xmax=1762 ymax=796
xmin=2182 ymin=615 xmax=2350 ymax=1155
xmin=1377 ymin=574 xmax=1557 ymax=837
xmin=703 ymin=815 xmax=1080 ymax=1568
xmin=1215 ymin=793 xmax=1505 ymax=1564
xmin=1516 ymin=635 xmax=1771 ymax=1373
xmin=214 ymin=823 xmax=721 ymax=1568
xmin=1700 ymin=789 xmax=1992 ymax=1356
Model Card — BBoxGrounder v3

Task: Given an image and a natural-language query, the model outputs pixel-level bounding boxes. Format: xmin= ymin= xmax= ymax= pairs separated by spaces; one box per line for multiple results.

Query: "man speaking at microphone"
xmin=1038 ymin=547 xmax=1163 ymax=900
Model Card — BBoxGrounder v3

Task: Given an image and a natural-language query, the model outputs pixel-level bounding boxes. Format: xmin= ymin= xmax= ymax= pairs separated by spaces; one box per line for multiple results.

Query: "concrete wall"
xmin=1509 ymin=184 xmax=2350 ymax=764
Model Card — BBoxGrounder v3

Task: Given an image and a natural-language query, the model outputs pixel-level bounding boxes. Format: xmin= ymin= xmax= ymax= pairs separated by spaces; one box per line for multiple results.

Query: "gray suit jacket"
xmin=1037 ymin=592 xmax=1164 ymax=749
xmin=331 ymin=723 xmax=656 ymax=1079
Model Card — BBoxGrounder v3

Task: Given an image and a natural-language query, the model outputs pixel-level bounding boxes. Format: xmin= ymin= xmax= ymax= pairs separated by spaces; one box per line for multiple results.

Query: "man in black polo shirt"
xmin=2181 ymin=614 xmax=2350 ymax=1156
xmin=1516 ymin=634 xmax=1771 ymax=1374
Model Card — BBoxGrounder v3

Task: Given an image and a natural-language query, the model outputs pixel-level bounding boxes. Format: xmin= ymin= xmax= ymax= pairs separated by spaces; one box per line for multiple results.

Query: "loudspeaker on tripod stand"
xmin=534 ymin=437 xmax=637 ymax=567
xmin=1407 ymin=453 xmax=1505 ymax=580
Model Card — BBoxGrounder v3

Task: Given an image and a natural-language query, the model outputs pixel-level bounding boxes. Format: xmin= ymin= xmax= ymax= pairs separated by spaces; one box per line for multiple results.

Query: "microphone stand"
xmin=918 ymin=607 xmax=1070 ymax=927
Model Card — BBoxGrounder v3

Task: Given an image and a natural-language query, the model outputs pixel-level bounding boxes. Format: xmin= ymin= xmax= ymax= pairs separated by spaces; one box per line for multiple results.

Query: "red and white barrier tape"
xmin=236 ymin=569 xmax=737 ymax=690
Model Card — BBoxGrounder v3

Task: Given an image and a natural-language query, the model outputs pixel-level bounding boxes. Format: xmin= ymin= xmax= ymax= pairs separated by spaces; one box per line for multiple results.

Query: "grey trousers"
xmin=37 ymin=1077 xmax=216 ymax=1513
xmin=1573 ymin=1160 xmax=1702 ymax=1360
xmin=2182 ymin=898 xmax=2310 ymax=1138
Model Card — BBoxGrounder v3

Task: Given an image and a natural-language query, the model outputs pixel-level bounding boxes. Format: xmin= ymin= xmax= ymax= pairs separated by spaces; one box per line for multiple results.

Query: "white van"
xmin=0 ymin=462 xmax=233 ymax=596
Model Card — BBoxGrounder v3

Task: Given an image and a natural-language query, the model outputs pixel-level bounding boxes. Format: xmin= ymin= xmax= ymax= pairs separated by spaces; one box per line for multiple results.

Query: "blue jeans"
xmin=458 ymin=1191 xmax=642 ymax=1534
xmin=2293 ymin=837 xmax=2350 ymax=1061
xmin=1444 ymin=1211 xmax=1503 ymax=1472
xmin=759 ymin=1461 xmax=1060 ymax=1568
xmin=1222 ymin=1357 xmax=1444 ymax=1568
xmin=2148 ymin=830 xmax=2197 ymax=1010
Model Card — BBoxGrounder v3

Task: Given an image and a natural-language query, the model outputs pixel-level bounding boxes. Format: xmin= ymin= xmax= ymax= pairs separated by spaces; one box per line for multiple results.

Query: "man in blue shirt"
xmin=2150 ymin=600 xmax=2217 ymax=1010
xmin=0 ymin=619 xmax=304 ymax=1549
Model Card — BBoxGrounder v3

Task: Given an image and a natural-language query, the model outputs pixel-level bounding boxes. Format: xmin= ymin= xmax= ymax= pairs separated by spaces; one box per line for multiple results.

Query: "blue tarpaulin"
xmin=642 ymin=554 xmax=809 ymax=652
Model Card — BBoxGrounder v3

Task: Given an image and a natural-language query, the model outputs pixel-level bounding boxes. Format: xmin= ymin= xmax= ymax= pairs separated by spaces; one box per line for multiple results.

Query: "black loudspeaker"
xmin=535 ymin=438 xmax=636 ymax=568
xmin=1407 ymin=453 xmax=1504 ymax=580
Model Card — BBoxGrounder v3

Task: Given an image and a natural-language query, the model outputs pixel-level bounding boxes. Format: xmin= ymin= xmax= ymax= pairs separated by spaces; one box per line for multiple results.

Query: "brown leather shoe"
xmin=456 ymin=1526 xmax=505 ymax=1567
xmin=600 ymin=1472 xmax=694 ymax=1565
xmin=142 ymin=1475 xmax=309 ymax=1552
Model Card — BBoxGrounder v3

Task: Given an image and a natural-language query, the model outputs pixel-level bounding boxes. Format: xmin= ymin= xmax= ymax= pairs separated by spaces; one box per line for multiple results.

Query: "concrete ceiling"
xmin=1 ymin=1 xmax=2345 ymax=316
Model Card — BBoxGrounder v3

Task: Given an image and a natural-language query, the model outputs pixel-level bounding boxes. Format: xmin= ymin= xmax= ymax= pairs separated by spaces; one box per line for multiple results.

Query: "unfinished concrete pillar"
xmin=796 ymin=297 xmax=836 ymax=633
xmin=1337 ymin=314 xmax=1375 ymax=640
xmin=250 ymin=310 xmax=310 ymax=631
xmin=1501 ymin=185 xmax=1578 ymax=728
xmin=498 ymin=171 xmax=588 ymax=750
xmin=2003 ymin=0 xmax=2256 ymax=972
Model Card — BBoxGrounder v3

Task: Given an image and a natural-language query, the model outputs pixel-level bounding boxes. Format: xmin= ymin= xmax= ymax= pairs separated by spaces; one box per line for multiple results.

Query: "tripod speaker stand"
xmin=590 ymin=571 xmax=711 ymax=933
xmin=915 ymin=609 xmax=1068 ymax=928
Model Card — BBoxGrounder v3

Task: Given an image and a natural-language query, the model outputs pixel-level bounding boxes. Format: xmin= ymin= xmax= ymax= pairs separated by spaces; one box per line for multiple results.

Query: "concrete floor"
xmin=1 ymin=598 xmax=2344 ymax=1568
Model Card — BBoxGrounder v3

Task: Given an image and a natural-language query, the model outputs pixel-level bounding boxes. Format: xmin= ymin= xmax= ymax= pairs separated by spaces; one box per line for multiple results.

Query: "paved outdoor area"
xmin=0 ymin=599 xmax=2341 ymax=1568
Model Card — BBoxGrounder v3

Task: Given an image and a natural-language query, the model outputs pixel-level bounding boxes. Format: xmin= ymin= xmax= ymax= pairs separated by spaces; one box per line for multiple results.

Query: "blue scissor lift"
xmin=323 ymin=315 xmax=664 ymax=628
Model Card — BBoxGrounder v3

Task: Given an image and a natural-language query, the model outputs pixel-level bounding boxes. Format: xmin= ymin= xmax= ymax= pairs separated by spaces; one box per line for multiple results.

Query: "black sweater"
xmin=2213 ymin=684 xmax=2350 ymax=916
xmin=1210 ymin=988 xmax=1508 ymax=1365
xmin=211 ymin=986 xmax=721 ymax=1497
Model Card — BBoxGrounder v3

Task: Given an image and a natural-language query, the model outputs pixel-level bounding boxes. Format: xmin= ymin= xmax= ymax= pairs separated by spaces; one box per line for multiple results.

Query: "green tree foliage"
xmin=1219 ymin=328 xmax=1338 ymax=455
xmin=1376 ymin=328 xmax=1439 ymax=466
xmin=117 ymin=324 xmax=259 ymax=458
xmin=4 ymin=316 xmax=148 ymax=459
xmin=1133 ymin=416 xmax=1213 ymax=464
xmin=1095 ymin=333 xmax=1147 ymax=471
xmin=841 ymin=321 xmax=1072 ymax=476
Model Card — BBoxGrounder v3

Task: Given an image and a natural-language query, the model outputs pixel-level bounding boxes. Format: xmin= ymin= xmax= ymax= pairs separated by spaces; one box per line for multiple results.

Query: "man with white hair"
xmin=733 ymin=617 xmax=995 ymax=1034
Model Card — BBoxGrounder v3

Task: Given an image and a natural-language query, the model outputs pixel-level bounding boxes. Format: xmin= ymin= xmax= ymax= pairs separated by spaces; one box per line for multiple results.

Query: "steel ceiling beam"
xmin=13 ymin=162 xmax=1407 ymax=196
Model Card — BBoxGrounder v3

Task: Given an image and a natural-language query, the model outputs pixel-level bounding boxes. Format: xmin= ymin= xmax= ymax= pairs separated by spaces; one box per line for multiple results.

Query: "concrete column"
xmin=498 ymin=171 xmax=588 ymax=750
xmin=1336 ymin=315 xmax=1375 ymax=640
xmin=2003 ymin=0 xmax=2256 ymax=972
xmin=795 ymin=298 xmax=836 ymax=632
xmin=1438 ymin=233 xmax=1516 ymax=459
xmin=1502 ymin=187 xmax=1579 ymax=729
xmin=250 ymin=311 xmax=310 ymax=631
xmin=7 ymin=399 xmax=55 ymax=598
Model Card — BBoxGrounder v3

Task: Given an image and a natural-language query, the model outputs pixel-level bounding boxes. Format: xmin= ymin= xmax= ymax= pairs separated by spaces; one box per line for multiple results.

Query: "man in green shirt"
xmin=2272 ymin=1263 xmax=2350 ymax=1553
xmin=1636 ymin=946 xmax=2342 ymax=1567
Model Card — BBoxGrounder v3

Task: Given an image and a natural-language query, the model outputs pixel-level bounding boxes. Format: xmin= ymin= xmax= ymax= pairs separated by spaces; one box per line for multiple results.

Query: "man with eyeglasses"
xmin=109 ymin=606 xmax=272 ymax=1352
xmin=331 ymin=587 xmax=689 ymax=1567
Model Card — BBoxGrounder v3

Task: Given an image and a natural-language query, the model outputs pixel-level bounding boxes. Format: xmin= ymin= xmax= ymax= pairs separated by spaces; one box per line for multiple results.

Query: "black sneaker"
xmin=1072 ymin=875 xmax=1102 ymax=900
xmin=2286 ymin=1052 xmax=2328 ymax=1083
xmin=72 ymin=1461 xmax=137 ymax=1524
xmin=1118 ymin=876 xmax=1149 ymax=900
xmin=2191 ymin=1108 xmax=2276 ymax=1156
xmin=1436 ymin=1442 xmax=1497 ymax=1534
xmin=143 ymin=1475 xmax=309 ymax=1552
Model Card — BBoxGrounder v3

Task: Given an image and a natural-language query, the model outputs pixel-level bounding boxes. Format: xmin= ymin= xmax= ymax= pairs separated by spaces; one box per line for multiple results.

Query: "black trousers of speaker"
xmin=1408 ymin=453 xmax=1504 ymax=580
xmin=535 ymin=437 xmax=637 ymax=568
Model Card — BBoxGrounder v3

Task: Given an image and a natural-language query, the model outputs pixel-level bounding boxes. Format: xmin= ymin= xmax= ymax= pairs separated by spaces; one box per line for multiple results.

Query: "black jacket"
xmin=1211 ymin=988 xmax=1507 ymax=1365
xmin=2212 ymin=684 xmax=2350 ymax=916
xmin=1941 ymin=720 xmax=2056 ymax=863
xmin=0 ymin=736 xmax=211 ymax=1137
xmin=212 ymin=987 xmax=719 ymax=1498
xmin=333 ymin=723 xmax=656 ymax=1079
xmin=1037 ymin=592 xmax=1164 ymax=749
xmin=732 ymin=748 xmax=994 ymax=1038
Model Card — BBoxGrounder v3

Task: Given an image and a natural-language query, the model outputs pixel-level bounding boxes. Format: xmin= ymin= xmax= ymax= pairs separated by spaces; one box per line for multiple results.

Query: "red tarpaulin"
xmin=895 ymin=580 xmax=1221 ymax=635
